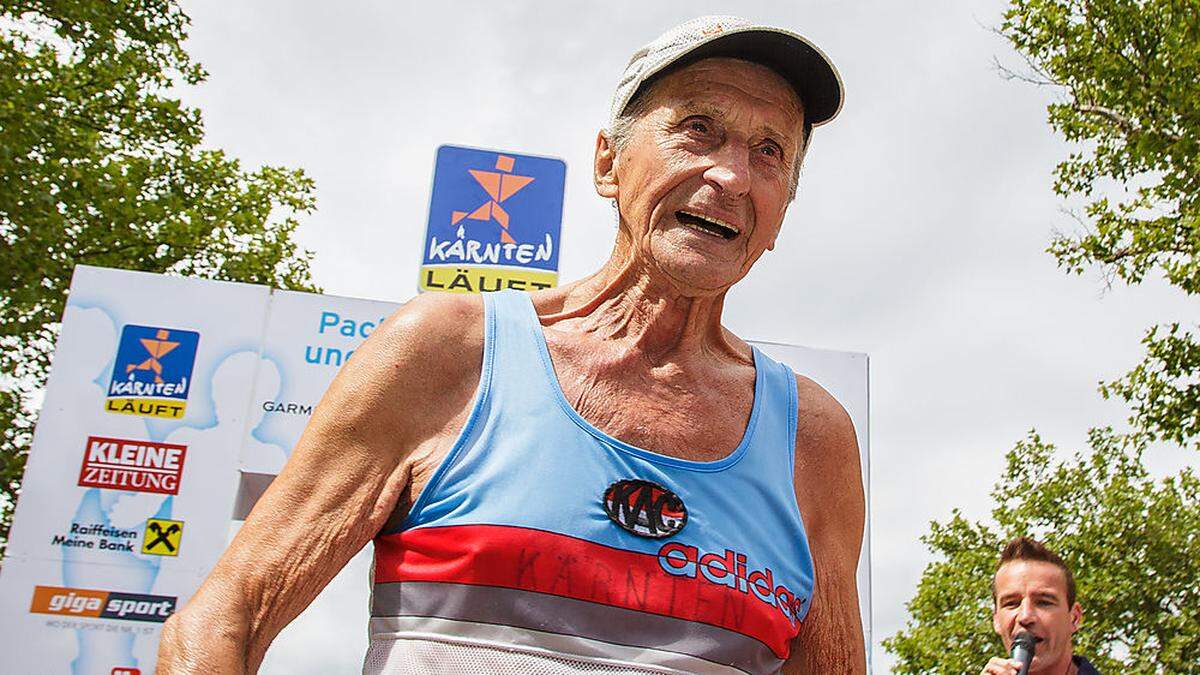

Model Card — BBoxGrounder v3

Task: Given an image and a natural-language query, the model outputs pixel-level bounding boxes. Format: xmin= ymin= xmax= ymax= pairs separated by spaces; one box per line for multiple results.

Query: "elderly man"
xmin=159 ymin=15 xmax=865 ymax=674
xmin=982 ymin=537 xmax=1101 ymax=675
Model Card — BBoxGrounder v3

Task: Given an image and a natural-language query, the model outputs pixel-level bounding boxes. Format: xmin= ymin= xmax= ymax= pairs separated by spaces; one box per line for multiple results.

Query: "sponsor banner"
xmin=419 ymin=145 xmax=566 ymax=294
xmin=3 ymin=266 xmax=269 ymax=575
xmin=30 ymin=585 xmax=177 ymax=623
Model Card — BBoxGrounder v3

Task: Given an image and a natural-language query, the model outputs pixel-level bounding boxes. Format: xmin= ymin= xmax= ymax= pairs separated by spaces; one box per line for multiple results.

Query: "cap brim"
xmin=638 ymin=27 xmax=844 ymax=127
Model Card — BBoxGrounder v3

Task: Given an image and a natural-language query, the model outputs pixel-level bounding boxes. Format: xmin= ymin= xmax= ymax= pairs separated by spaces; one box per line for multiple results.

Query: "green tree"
xmin=887 ymin=0 xmax=1200 ymax=671
xmin=883 ymin=430 xmax=1200 ymax=672
xmin=0 ymin=1 xmax=318 ymax=556
xmin=1001 ymin=0 xmax=1200 ymax=443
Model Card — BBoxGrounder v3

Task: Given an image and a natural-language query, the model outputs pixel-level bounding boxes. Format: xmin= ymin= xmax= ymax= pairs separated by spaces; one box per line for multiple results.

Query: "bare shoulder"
xmin=791 ymin=374 xmax=863 ymax=539
xmin=315 ymin=292 xmax=485 ymax=445
xmin=793 ymin=374 xmax=859 ymax=468
xmin=368 ymin=291 xmax=485 ymax=372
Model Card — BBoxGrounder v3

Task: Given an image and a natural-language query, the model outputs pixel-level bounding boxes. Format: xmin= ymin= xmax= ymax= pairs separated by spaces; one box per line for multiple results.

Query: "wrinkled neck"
xmin=543 ymin=239 xmax=746 ymax=365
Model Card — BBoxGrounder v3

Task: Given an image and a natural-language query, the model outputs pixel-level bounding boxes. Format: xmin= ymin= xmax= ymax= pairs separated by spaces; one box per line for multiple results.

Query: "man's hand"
xmin=980 ymin=657 xmax=1026 ymax=675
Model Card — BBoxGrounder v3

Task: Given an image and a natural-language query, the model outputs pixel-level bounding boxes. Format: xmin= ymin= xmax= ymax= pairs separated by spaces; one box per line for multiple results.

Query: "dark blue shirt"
xmin=1074 ymin=655 xmax=1101 ymax=674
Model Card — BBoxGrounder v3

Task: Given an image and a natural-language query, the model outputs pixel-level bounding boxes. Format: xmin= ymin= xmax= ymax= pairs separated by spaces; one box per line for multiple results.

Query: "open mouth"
xmin=676 ymin=210 xmax=740 ymax=240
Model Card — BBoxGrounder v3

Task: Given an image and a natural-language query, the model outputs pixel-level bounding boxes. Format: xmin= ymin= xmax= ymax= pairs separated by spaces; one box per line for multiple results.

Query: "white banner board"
xmin=1 ymin=267 xmax=269 ymax=675
xmin=0 ymin=265 xmax=870 ymax=674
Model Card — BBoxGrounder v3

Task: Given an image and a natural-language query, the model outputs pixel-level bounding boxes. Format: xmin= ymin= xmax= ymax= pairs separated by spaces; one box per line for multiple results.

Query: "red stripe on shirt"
xmin=374 ymin=524 xmax=798 ymax=658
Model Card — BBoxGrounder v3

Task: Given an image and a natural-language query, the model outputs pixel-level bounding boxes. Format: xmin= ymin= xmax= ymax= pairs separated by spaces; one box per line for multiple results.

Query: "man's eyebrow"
xmin=675 ymin=101 xmax=725 ymax=119
xmin=754 ymin=124 xmax=797 ymax=153
xmin=673 ymin=101 xmax=799 ymax=157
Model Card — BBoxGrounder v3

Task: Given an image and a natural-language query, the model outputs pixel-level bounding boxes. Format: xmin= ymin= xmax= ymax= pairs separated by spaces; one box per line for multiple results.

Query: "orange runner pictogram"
xmin=450 ymin=155 xmax=535 ymax=244
xmin=126 ymin=329 xmax=179 ymax=384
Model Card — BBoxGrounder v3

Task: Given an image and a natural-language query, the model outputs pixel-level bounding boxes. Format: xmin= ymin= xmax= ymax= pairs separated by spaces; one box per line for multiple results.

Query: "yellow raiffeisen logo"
xmin=105 ymin=325 xmax=200 ymax=419
xmin=420 ymin=265 xmax=557 ymax=294
xmin=141 ymin=518 xmax=183 ymax=556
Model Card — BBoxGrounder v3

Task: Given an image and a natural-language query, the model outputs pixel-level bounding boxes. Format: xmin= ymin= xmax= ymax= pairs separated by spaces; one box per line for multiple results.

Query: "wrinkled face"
xmin=992 ymin=561 xmax=1082 ymax=673
xmin=601 ymin=57 xmax=805 ymax=293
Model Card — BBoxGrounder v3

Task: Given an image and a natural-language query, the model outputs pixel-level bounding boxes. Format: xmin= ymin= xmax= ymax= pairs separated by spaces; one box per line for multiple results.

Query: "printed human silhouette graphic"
xmin=450 ymin=155 xmax=535 ymax=244
xmin=125 ymin=329 xmax=179 ymax=384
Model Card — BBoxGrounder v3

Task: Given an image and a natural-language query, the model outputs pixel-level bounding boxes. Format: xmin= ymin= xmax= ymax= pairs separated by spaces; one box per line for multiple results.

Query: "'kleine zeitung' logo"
xmin=78 ymin=436 xmax=186 ymax=495
xmin=603 ymin=479 xmax=687 ymax=538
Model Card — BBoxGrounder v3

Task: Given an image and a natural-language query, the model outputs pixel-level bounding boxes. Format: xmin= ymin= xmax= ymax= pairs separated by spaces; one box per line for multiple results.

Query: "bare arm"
xmin=784 ymin=375 xmax=867 ymax=674
xmin=157 ymin=293 xmax=483 ymax=673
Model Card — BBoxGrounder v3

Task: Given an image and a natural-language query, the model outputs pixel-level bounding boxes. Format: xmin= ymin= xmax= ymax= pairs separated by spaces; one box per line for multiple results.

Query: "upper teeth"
xmin=680 ymin=211 xmax=739 ymax=234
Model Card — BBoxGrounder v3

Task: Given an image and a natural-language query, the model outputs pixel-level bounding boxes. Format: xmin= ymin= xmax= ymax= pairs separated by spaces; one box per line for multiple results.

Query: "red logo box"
xmin=78 ymin=436 xmax=187 ymax=495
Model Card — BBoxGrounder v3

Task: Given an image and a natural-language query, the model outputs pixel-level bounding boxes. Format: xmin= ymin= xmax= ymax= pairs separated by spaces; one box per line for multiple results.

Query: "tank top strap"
xmin=481 ymin=289 xmax=561 ymax=408
xmin=741 ymin=346 xmax=801 ymax=480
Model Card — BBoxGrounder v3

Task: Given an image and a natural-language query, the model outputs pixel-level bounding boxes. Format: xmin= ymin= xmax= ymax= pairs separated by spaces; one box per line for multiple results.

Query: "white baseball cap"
xmin=610 ymin=15 xmax=844 ymax=127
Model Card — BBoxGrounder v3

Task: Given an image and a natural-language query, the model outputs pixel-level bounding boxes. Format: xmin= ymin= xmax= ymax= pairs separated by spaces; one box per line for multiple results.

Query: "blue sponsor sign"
xmin=420 ymin=145 xmax=566 ymax=293
xmin=105 ymin=324 xmax=200 ymax=419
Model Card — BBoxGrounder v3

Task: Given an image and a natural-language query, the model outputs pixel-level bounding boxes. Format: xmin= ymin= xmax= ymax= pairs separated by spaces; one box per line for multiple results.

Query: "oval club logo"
xmin=603 ymin=479 xmax=688 ymax=538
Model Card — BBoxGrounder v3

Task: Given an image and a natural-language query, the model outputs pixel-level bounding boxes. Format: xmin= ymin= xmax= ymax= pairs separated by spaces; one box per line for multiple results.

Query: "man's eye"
xmin=759 ymin=143 xmax=782 ymax=159
xmin=686 ymin=119 xmax=711 ymax=134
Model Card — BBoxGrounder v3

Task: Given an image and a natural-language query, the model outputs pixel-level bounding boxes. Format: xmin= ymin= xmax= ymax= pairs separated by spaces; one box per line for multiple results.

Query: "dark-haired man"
xmin=980 ymin=537 xmax=1101 ymax=675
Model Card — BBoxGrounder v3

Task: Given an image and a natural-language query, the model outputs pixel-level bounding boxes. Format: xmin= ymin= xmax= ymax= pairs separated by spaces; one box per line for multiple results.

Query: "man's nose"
xmin=1017 ymin=598 xmax=1037 ymax=624
xmin=704 ymin=143 xmax=752 ymax=198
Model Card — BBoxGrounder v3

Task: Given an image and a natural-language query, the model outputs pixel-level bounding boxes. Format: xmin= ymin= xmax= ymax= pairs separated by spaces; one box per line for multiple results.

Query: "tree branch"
xmin=1073 ymin=103 xmax=1182 ymax=142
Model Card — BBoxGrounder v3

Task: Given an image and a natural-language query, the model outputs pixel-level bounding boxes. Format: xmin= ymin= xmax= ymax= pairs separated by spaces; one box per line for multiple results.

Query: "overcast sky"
xmin=179 ymin=1 xmax=1193 ymax=672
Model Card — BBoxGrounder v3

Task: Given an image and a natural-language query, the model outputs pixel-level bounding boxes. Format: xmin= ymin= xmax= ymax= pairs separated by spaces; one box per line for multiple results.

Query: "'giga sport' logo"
xmin=29 ymin=585 xmax=176 ymax=623
xmin=105 ymin=324 xmax=199 ymax=419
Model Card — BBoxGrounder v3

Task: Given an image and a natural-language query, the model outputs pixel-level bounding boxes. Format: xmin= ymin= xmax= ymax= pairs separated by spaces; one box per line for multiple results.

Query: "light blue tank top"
xmin=367 ymin=290 xmax=815 ymax=675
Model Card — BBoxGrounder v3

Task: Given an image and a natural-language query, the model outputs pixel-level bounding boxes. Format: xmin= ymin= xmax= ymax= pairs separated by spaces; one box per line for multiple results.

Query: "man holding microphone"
xmin=981 ymin=537 xmax=1101 ymax=675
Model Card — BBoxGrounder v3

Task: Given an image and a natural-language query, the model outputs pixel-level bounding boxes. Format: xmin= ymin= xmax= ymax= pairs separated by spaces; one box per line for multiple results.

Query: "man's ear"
xmin=1069 ymin=602 xmax=1082 ymax=633
xmin=594 ymin=130 xmax=618 ymax=199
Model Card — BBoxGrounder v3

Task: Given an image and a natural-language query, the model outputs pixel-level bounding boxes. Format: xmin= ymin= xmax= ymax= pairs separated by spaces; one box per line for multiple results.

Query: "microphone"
xmin=1010 ymin=631 xmax=1036 ymax=675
